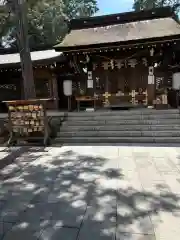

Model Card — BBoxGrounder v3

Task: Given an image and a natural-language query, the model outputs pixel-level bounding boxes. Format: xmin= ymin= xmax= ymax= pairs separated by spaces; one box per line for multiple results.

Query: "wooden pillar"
xmin=147 ymin=49 xmax=155 ymax=106
xmin=87 ymin=55 xmax=94 ymax=96
xmin=52 ymin=74 xmax=59 ymax=109
xmin=147 ymin=75 xmax=155 ymax=105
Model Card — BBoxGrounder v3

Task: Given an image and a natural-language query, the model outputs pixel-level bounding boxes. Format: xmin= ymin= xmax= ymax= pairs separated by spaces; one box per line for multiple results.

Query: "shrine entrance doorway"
xmin=95 ymin=64 xmax=148 ymax=109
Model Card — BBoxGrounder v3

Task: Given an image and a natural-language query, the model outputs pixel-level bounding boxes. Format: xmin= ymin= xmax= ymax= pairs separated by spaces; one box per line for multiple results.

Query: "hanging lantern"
xmin=173 ymin=73 xmax=180 ymax=90
xmin=63 ymin=80 xmax=72 ymax=96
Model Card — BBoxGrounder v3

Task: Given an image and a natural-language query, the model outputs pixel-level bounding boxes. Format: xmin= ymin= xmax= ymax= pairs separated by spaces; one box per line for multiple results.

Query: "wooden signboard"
xmin=3 ymin=99 xmax=51 ymax=146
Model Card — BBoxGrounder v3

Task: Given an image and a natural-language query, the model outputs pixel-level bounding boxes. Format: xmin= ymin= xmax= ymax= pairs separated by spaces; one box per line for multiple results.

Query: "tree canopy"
xmin=0 ymin=0 xmax=98 ymax=49
xmin=133 ymin=0 xmax=180 ymax=13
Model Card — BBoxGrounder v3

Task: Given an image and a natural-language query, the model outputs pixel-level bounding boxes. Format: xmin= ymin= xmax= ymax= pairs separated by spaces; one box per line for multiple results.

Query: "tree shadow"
xmin=0 ymin=146 xmax=180 ymax=239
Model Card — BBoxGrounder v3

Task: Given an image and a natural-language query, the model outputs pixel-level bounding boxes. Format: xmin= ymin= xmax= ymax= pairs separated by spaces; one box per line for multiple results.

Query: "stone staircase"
xmin=54 ymin=109 xmax=180 ymax=144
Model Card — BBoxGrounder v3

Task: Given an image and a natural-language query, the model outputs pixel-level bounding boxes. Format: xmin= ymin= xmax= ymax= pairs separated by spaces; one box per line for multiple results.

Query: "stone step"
xmin=55 ymin=109 xmax=180 ymax=144
xmin=54 ymin=136 xmax=180 ymax=144
xmin=62 ymin=119 xmax=180 ymax=126
xmin=66 ymin=109 xmax=179 ymax=117
xmin=58 ymin=130 xmax=180 ymax=138
xmin=66 ymin=114 xmax=180 ymax=121
xmin=60 ymin=125 xmax=180 ymax=132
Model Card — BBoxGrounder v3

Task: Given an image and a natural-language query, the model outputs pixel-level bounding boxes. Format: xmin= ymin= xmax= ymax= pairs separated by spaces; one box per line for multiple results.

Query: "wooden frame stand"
xmin=3 ymin=99 xmax=51 ymax=146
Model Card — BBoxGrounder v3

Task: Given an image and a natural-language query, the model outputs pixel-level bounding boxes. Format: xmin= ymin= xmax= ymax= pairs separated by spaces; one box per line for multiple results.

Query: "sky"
xmin=96 ymin=0 xmax=134 ymax=16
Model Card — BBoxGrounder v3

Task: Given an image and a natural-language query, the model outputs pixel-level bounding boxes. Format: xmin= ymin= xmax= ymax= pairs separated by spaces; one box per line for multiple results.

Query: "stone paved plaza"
xmin=1 ymin=145 xmax=180 ymax=239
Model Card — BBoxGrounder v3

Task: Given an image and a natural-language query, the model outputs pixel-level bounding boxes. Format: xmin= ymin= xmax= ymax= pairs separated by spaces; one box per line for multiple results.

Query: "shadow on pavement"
xmin=0 ymin=146 xmax=179 ymax=239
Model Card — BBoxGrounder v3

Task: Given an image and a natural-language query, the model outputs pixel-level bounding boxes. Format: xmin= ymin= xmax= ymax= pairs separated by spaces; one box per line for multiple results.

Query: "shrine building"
xmin=0 ymin=49 xmax=66 ymax=112
xmin=54 ymin=6 xmax=180 ymax=110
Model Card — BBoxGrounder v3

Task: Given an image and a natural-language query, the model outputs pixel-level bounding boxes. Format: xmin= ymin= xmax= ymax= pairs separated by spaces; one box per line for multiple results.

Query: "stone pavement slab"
xmin=31 ymin=186 xmax=52 ymax=203
xmin=117 ymin=186 xmax=154 ymax=235
xmin=50 ymin=200 xmax=87 ymax=228
xmin=2 ymin=223 xmax=41 ymax=240
xmin=40 ymin=225 xmax=78 ymax=240
xmin=151 ymin=211 xmax=180 ymax=240
xmin=18 ymin=200 xmax=86 ymax=229
xmin=0 ymin=186 xmax=11 ymax=202
xmin=0 ymin=200 xmax=29 ymax=223
xmin=78 ymin=189 xmax=117 ymax=240
xmin=17 ymin=203 xmax=52 ymax=230
xmin=159 ymin=172 xmax=180 ymax=195
xmin=116 ymin=169 xmax=143 ymax=192
xmin=78 ymin=221 xmax=115 ymax=240
xmin=63 ymin=145 xmax=119 ymax=159
xmin=0 ymin=222 xmax=13 ymax=240
xmin=1 ymin=145 xmax=180 ymax=240
xmin=116 ymin=212 xmax=153 ymax=235
xmin=117 ymin=156 xmax=137 ymax=172
xmin=0 ymin=178 xmax=37 ymax=206
xmin=0 ymin=163 xmax=20 ymax=180
xmin=116 ymin=232 xmax=156 ymax=240
xmin=151 ymin=156 xmax=179 ymax=173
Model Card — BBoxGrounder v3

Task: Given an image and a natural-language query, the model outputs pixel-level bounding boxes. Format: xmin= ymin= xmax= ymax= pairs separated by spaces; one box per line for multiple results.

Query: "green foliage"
xmin=0 ymin=0 xmax=98 ymax=48
xmin=133 ymin=0 xmax=180 ymax=13
xmin=62 ymin=0 xmax=98 ymax=18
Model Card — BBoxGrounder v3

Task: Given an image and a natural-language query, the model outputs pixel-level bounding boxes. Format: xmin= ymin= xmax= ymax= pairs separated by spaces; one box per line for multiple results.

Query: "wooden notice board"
xmin=3 ymin=99 xmax=51 ymax=146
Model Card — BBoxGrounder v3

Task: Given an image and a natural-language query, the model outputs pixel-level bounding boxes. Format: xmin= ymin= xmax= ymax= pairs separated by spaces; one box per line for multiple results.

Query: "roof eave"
xmin=54 ymin=34 xmax=180 ymax=53
xmin=0 ymin=55 xmax=66 ymax=68
xmin=69 ymin=6 xmax=175 ymax=30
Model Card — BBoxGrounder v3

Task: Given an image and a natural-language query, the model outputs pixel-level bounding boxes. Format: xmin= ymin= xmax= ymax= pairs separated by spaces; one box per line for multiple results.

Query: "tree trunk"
xmin=15 ymin=0 xmax=36 ymax=99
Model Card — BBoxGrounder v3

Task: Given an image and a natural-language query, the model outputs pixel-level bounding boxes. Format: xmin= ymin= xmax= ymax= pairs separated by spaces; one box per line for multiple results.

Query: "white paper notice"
xmin=87 ymin=79 xmax=93 ymax=88
xmin=148 ymin=75 xmax=155 ymax=84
